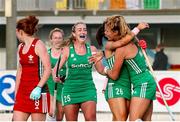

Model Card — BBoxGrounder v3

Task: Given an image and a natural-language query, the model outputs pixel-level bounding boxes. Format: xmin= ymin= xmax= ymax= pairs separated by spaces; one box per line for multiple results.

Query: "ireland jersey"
xmin=124 ymin=47 xmax=156 ymax=100
xmin=62 ymin=44 xmax=97 ymax=106
xmin=105 ymin=54 xmax=131 ymax=100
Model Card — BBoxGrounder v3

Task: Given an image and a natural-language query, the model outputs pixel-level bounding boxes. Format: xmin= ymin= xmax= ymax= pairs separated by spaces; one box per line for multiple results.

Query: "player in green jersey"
xmin=47 ymin=28 xmax=66 ymax=121
xmin=52 ymin=22 xmax=105 ymax=121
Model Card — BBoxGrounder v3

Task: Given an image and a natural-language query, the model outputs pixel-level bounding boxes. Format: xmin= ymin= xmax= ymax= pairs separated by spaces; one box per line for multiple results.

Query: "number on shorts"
xmin=64 ymin=95 xmax=71 ymax=103
xmin=115 ymin=88 xmax=123 ymax=95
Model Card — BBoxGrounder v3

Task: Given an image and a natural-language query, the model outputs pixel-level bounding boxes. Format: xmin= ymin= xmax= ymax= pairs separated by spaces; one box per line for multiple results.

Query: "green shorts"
xmin=104 ymin=83 xmax=131 ymax=100
xmin=61 ymin=88 xmax=97 ymax=106
xmin=131 ymin=78 xmax=156 ymax=100
xmin=47 ymin=77 xmax=63 ymax=102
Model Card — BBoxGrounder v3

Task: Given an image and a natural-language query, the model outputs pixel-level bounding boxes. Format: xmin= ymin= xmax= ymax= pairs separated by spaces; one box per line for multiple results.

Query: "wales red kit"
xmin=13 ymin=39 xmax=50 ymax=113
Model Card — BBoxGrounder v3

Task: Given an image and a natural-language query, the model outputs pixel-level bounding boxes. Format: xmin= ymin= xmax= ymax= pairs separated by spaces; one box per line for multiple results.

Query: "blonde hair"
xmin=66 ymin=22 xmax=87 ymax=45
xmin=49 ymin=28 xmax=64 ymax=40
xmin=49 ymin=28 xmax=67 ymax=47
xmin=105 ymin=15 xmax=131 ymax=39
xmin=71 ymin=22 xmax=86 ymax=32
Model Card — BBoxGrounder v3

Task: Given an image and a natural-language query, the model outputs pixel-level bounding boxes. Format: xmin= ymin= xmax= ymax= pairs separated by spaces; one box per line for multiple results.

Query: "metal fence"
xmin=0 ymin=0 xmax=180 ymax=11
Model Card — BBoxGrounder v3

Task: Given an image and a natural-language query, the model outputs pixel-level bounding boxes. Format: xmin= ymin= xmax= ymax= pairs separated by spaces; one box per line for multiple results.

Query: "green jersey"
xmin=47 ymin=48 xmax=66 ymax=102
xmin=124 ymin=47 xmax=156 ymax=100
xmin=104 ymin=54 xmax=131 ymax=100
xmin=62 ymin=44 xmax=97 ymax=106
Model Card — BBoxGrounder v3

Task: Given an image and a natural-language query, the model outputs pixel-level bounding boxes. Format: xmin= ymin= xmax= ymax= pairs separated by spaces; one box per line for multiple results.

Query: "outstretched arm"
xmin=105 ymin=22 xmax=149 ymax=50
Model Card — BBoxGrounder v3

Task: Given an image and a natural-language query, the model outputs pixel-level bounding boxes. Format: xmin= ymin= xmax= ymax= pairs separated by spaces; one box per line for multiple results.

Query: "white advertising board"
xmin=0 ymin=70 xmax=16 ymax=110
xmin=93 ymin=71 xmax=180 ymax=112
xmin=0 ymin=70 xmax=179 ymax=112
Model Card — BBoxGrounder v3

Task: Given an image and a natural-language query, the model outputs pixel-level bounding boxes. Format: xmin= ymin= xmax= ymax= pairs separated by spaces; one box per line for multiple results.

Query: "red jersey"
xmin=13 ymin=39 xmax=50 ymax=113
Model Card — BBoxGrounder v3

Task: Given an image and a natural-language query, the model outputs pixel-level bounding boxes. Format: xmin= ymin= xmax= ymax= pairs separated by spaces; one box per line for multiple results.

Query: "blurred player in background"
xmin=46 ymin=28 xmax=66 ymax=121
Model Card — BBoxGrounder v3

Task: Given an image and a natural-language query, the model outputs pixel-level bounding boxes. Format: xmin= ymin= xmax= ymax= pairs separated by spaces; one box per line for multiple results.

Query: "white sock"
xmin=135 ymin=119 xmax=143 ymax=122
xmin=46 ymin=114 xmax=56 ymax=121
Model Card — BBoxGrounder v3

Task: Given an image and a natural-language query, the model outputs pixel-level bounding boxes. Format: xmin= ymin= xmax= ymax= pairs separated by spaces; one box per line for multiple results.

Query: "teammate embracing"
xmin=102 ymin=15 xmax=156 ymax=121
xmin=95 ymin=20 xmax=150 ymax=121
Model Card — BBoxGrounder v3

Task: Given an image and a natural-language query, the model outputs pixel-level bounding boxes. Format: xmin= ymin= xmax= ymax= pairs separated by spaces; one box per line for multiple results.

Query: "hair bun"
xmin=28 ymin=15 xmax=39 ymax=27
xmin=27 ymin=15 xmax=39 ymax=34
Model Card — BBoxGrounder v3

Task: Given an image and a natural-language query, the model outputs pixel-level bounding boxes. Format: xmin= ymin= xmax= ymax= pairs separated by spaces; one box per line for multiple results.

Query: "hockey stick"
xmin=102 ymin=77 xmax=108 ymax=93
xmin=52 ymin=56 xmax=61 ymax=118
xmin=135 ymin=37 xmax=175 ymax=121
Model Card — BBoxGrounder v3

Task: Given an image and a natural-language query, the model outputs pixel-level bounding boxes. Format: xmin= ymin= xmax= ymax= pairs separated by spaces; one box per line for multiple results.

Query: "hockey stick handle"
xmin=101 ymin=50 xmax=109 ymax=93
xmin=135 ymin=37 xmax=175 ymax=121
xmin=52 ymin=89 xmax=57 ymax=118
xmin=55 ymin=55 xmax=61 ymax=89
xmin=52 ymin=55 xmax=61 ymax=118
xmin=102 ymin=77 xmax=108 ymax=93
xmin=56 ymin=55 xmax=61 ymax=77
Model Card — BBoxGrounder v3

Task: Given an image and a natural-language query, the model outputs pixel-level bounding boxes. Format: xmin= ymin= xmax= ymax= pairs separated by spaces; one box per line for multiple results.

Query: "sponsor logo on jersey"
xmin=71 ymin=63 xmax=91 ymax=68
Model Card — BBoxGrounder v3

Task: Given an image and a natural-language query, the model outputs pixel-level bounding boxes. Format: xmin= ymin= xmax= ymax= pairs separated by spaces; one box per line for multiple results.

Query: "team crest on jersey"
xmin=28 ymin=55 xmax=34 ymax=63
xmin=71 ymin=54 xmax=74 ymax=58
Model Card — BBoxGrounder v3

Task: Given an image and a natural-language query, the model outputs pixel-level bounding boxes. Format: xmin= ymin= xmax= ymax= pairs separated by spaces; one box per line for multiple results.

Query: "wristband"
xmin=101 ymin=57 xmax=109 ymax=68
xmin=104 ymin=66 xmax=108 ymax=74
xmin=131 ymin=27 xmax=140 ymax=36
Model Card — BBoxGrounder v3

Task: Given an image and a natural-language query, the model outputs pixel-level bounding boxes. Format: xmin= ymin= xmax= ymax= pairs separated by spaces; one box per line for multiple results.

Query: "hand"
xmin=53 ymin=74 xmax=65 ymax=83
xmin=138 ymin=39 xmax=147 ymax=49
xmin=53 ymin=76 xmax=62 ymax=83
xmin=30 ymin=86 xmax=42 ymax=100
xmin=137 ymin=22 xmax=149 ymax=30
xmin=52 ymin=68 xmax=61 ymax=82
xmin=60 ymin=75 xmax=66 ymax=83
xmin=89 ymin=51 xmax=103 ymax=64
